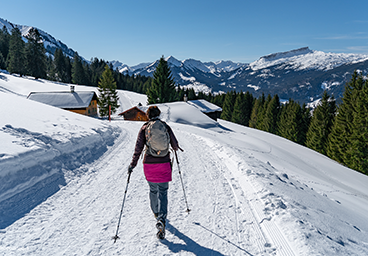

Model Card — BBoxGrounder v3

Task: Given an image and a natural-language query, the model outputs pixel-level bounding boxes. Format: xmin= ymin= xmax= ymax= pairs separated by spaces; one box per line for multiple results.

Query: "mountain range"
xmin=113 ymin=47 xmax=368 ymax=105
xmin=2 ymin=17 xmax=368 ymax=104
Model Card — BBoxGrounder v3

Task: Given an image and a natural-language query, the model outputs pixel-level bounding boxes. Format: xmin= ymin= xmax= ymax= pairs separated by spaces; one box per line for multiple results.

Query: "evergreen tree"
xmin=220 ymin=91 xmax=236 ymax=121
xmin=249 ymin=94 xmax=265 ymax=128
xmin=187 ymin=88 xmax=197 ymax=100
xmin=25 ymin=28 xmax=46 ymax=79
xmin=0 ymin=51 xmax=4 ymax=70
xmin=258 ymin=94 xmax=272 ymax=130
xmin=53 ymin=48 xmax=68 ymax=82
xmin=243 ymin=92 xmax=254 ymax=127
xmin=64 ymin=56 xmax=72 ymax=83
xmin=72 ymin=52 xmax=86 ymax=85
xmin=7 ymin=27 xmax=26 ymax=76
xmin=327 ymin=71 xmax=362 ymax=166
xmin=212 ymin=93 xmax=226 ymax=108
xmin=231 ymin=91 xmax=253 ymax=126
xmin=45 ymin=55 xmax=54 ymax=81
xmin=278 ymin=100 xmax=309 ymax=144
xmin=0 ymin=26 xmax=10 ymax=69
xmin=146 ymin=56 xmax=176 ymax=104
xmin=306 ymin=91 xmax=336 ymax=155
xmin=349 ymin=80 xmax=368 ymax=174
xmin=98 ymin=65 xmax=120 ymax=118
xmin=263 ymin=94 xmax=280 ymax=134
xmin=300 ymin=103 xmax=311 ymax=145
xmin=231 ymin=92 xmax=246 ymax=125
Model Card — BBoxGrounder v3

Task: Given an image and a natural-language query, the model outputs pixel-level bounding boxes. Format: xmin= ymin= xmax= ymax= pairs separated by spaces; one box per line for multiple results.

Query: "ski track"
xmin=182 ymin=131 xmax=296 ymax=256
xmin=1 ymin=121 xmax=298 ymax=255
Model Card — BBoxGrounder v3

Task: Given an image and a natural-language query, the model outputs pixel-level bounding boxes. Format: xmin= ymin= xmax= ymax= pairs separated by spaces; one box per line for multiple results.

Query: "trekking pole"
xmin=112 ymin=171 xmax=132 ymax=243
xmin=175 ymin=150 xmax=191 ymax=214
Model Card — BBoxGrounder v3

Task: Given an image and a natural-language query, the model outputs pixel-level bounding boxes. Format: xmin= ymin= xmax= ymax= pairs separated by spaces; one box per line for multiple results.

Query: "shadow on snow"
xmin=161 ymin=221 xmax=254 ymax=256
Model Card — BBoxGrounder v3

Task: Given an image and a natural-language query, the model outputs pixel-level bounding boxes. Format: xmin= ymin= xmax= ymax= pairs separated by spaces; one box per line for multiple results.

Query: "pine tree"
xmin=300 ymin=103 xmax=311 ymax=145
xmin=349 ymin=80 xmax=368 ymax=174
xmin=249 ymin=94 xmax=265 ymax=128
xmin=146 ymin=56 xmax=177 ymax=104
xmin=212 ymin=93 xmax=226 ymax=108
xmin=306 ymin=91 xmax=336 ymax=155
xmin=231 ymin=92 xmax=245 ymax=125
xmin=64 ymin=56 xmax=72 ymax=83
xmin=25 ymin=28 xmax=46 ymax=79
xmin=7 ymin=27 xmax=26 ymax=76
xmin=220 ymin=91 xmax=236 ymax=121
xmin=53 ymin=48 xmax=67 ymax=82
xmin=278 ymin=100 xmax=307 ymax=144
xmin=0 ymin=26 xmax=10 ymax=69
xmin=0 ymin=51 xmax=4 ymax=70
xmin=263 ymin=94 xmax=280 ymax=134
xmin=327 ymin=71 xmax=362 ymax=166
xmin=243 ymin=92 xmax=254 ymax=127
xmin=72 ymin=52 xmax=86 ymax=85
xmin=231 ymin=91 xmax=254 ymax=126
xmin=98 ymin=65 xmax=120 ymax=118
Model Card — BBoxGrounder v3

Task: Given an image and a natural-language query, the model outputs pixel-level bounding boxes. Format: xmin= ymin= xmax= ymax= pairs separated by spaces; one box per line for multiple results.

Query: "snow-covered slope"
xmin=1 ymin=72 xmax=368 ymax=255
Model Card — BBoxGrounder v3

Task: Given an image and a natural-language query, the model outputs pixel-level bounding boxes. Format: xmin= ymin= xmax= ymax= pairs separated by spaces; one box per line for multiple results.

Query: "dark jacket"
xmin=130 ymin=119 xmax=179 ymax=168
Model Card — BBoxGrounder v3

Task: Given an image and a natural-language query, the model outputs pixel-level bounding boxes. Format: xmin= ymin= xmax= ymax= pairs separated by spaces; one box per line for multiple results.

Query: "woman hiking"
xmin=128 ymin=105 xmax=180 ymax=239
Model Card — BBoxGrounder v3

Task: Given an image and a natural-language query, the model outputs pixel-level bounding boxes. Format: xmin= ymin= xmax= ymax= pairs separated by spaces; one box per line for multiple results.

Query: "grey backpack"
xmin=145 ymin=119 xmax=170 ymax=157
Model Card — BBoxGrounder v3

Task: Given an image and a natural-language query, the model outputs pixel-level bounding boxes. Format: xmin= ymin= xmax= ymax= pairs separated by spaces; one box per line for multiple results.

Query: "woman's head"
xmin=146 ymin=106 xmax=161 ymax=119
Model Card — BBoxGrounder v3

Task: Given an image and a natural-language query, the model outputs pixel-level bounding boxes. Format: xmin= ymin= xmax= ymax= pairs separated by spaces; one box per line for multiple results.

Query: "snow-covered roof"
xmin=187 ymin=99 xmax=222 ymax=113
xmin=27 ymin=91 xmax=97 ymax=109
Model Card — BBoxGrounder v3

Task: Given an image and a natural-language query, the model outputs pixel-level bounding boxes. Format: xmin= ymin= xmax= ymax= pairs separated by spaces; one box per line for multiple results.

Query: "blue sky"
xmin=2 ymin=0 xmax=368 ymax=66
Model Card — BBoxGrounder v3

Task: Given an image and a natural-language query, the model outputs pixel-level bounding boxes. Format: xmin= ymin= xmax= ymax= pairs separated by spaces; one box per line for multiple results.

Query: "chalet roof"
xmin=27 ymin=91 xmax=97 ymax=109
xmin=187 ymin=99 xmax=222 ymax=113
xmin=119 ymin=106 xmax=146 ymax=116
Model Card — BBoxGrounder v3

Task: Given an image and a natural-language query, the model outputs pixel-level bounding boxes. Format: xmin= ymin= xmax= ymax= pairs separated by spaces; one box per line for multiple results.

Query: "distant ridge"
xmin=260 ymin=47 xmax=313 ymax=61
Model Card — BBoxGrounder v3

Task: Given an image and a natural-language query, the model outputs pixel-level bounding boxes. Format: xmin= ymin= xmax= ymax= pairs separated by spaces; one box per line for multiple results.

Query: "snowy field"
xmin=1 ymin=72 xmax=368 ymax=255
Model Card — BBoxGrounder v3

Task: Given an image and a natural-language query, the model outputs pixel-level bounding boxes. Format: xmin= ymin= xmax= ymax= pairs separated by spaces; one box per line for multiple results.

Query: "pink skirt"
xmin=143 ymin=162 xmax=172 ymax=183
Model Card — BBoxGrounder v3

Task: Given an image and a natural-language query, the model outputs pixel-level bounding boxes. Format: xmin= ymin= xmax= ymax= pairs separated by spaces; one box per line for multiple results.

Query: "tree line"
xmin=0 ymin=26 xmax=152 ymax=92
xmin=205 ymin=72 xmax=367 ymax=175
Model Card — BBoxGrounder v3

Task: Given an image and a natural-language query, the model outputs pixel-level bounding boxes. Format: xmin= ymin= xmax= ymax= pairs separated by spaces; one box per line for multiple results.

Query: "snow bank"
xmin=0 ymin=91 xmax=120 ymax=228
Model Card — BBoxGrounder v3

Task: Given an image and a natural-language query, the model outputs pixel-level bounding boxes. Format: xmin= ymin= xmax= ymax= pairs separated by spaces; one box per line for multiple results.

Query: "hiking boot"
xmin=156 ymin=220 xmax=165 ymax=230
xmin=156 ymin=220 xmax=165 ymax=240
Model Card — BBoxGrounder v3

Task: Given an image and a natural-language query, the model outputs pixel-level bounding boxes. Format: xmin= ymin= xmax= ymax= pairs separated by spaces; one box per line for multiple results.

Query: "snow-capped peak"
xmin=250 ymin=47 xmax=368 ymax=71
xmin=183 ymin=59 xmax=212 ymax=73
xmin=261 ymin=47 xmax=313 ymax=62
xmin=165 ymin=56 xmax=182 ymax=67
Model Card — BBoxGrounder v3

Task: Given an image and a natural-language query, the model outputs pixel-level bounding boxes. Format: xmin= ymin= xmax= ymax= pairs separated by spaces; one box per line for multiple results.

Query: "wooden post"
xmin=109 ymin=105 xmax=111 ymax=122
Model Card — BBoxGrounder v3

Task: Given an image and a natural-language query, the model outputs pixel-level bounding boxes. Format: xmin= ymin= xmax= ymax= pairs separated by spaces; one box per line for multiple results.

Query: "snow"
xmin=250 ymin=47 xmax=368 ymax=71
xmin=187 ymin=99 xmax=222 ymax=113
xmin=247 ymin=84 xmax=261 ymax=91
xmin=1 ymin=72 xmax=368 ymax=255
xmin=27 ymin=91 xmax=96 ymax=109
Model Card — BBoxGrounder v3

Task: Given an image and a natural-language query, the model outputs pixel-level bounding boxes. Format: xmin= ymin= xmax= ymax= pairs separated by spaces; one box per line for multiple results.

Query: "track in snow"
xmin=0 ymin=121 xmax=296 ymax=256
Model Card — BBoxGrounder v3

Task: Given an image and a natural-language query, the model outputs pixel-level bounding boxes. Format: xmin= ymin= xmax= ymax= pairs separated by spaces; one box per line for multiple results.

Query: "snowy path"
xmin=0 ymin=120 xmax=299 ymax=255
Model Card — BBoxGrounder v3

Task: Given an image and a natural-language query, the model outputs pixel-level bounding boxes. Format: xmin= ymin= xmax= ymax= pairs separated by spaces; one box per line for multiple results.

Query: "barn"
xmin=27 ymin=87 xmax=98 ymax=117
xmin=118 ymin=106 xmax=149 ymax=121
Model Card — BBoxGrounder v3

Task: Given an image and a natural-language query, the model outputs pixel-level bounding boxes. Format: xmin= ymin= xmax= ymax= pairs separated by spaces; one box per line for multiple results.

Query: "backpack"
xmin=145 ymin=119 xmax=170 ymax=157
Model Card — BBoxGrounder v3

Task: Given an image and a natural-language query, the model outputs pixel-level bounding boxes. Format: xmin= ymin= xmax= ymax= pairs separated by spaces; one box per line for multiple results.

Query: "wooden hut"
xmin=118 ymin=106 xmax=149 ymax=121
xmin=27 ymin=87 xmax=98 ymax=116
